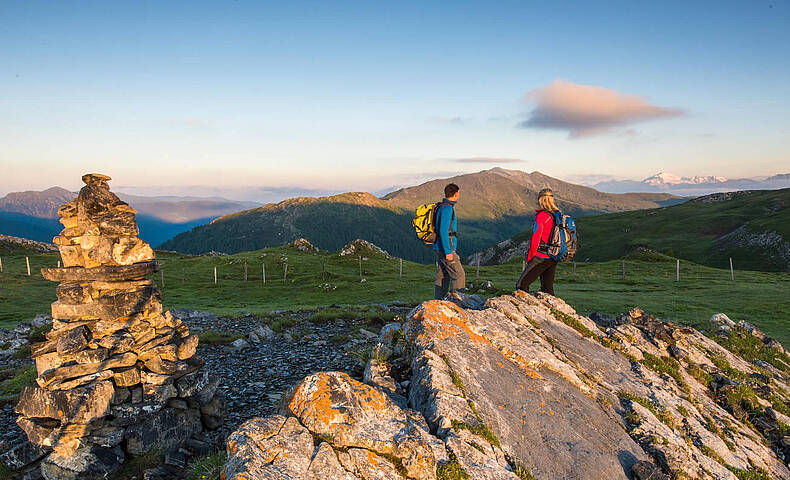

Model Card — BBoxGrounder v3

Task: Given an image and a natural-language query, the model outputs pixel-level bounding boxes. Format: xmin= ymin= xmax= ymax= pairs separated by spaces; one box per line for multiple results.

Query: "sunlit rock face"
xmin=15 ymin=174 xmax=224 ymax=479
xmin=224 ymin=290 xmax=790 ymax=480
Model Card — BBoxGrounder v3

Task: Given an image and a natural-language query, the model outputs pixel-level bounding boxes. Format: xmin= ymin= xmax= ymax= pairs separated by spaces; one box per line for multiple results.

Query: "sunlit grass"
xmin=2 ymin=245 xmax=789 ymax=345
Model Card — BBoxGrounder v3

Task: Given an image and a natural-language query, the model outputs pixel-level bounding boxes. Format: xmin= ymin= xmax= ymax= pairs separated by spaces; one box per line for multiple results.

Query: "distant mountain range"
xmin=468 ymin=187 xmax=790 ymax=272
xmin=0 ymin=187 xmax=259 ymax=246
xmin=160 ymin=168 xmax=683 ymax=263
xmin=592 ymin=172 xmax=790 ymax=196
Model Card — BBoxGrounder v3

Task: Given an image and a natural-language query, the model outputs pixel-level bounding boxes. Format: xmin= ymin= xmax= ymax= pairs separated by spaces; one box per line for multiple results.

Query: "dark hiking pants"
xmin=435 ymin=252 xmax=466 ymax=299
xmin=516 ymin=256 xmax=557 ymax=296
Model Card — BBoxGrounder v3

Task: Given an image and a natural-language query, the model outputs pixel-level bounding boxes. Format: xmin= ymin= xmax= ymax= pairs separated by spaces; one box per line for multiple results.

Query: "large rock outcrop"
xmin=14 ymin=174 xmax=224 ymax=479
xmin=224 ymin=291 xmax=790 ymax=480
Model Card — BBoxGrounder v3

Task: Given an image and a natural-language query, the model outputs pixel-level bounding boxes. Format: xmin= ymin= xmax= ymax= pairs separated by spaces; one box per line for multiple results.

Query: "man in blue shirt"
xmin=433 ymin=183 xmax=466 ymax=299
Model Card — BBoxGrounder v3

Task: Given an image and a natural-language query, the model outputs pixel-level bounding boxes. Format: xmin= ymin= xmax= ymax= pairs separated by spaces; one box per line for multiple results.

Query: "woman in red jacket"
xmin=516 ymin=188 xmax=558 ymax=295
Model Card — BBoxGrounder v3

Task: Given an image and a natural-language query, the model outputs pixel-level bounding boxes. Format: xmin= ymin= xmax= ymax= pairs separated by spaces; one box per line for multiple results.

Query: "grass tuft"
xmin=28 ymin=323 xmax=52 ymax=342
xmin=640 ymin=352 xmax=688 ymax=392
xmin=436 ymin=451 xmax=470 ymax=480
xmin=551 ymin=309 xmax=595 ymax=339
xmin=618 ymin=391 xmax=676 ymax=428
xmin=699 ymin=445 xmax=726 ymax=465
xmin=715 ymin=327 xmax=790 ymax=374
xmin=511 ymin=462 xmax=538 ymax=480
xmin=110 ymin=449 xmax=163 ymax=480
xmin=451 ymin=420 xmax=501 ymax=448
xmin=686 ymin=363 xmax=714 ymax=386
xmin=11 ymin=343 xmax=31 ymax=360
xmin=0 ymin=365 xmax=37 ymax=402
xmin=197 ymin=331 xmax=244 ymax=345
xmin=726 ymin=466 xmax=773 ymax=480
xmin=0 ymin=463 xmax=14 ymax=480
xmin=186 ymin=451 xmax=227 ymax=480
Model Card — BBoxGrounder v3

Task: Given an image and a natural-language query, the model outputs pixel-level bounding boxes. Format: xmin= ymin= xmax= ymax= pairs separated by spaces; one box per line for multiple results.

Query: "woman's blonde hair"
xmin=538 ymin=188 xmax=559 ymax=212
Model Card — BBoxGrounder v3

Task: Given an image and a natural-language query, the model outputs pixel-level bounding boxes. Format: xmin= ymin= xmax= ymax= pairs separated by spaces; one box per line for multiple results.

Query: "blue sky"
xmin=1 ymin=0 xmax=788 ymax=197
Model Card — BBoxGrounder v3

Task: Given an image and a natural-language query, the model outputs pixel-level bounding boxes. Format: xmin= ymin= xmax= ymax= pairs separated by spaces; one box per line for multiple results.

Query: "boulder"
xmin=710 ymin=313 xmax=736 ymax=328
xmin=406 ymin=299 xmax=645 ymax=480
xmin=0 ymin=441 xmax=50 ymax=470
xmin=55 ymin=325 xmax=90 ymax=355
xmin=40 ymin=445 xmax=124 ymax=480
xmin=176 ymin=369 xmax=209 ymax=397
xmin=377 ymin=322 xmax=402 ymax=345
xmin=124 ymin=407 xmax=202 ymax=455
xmin=252 ymin=324 xmax=275 ymax=340
xmin=224 ymin=372 xmax=446 ymax=480
xmin=15 ymin=381 xmax=115 ymax=425
xmin=223 ymin=416 xmax=317 ymax=479
xmin=200 ymin=391 xmax=226 ymax=430
xmin=31 ymin=314 xmax=52 ymax=329
xmin=229 ymin=338 xmax=250 ymax=351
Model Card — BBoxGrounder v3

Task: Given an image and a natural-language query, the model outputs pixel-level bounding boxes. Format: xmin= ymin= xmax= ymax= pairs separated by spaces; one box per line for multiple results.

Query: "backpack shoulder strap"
xmin=553 ymin=211 xmax=563 ymax=225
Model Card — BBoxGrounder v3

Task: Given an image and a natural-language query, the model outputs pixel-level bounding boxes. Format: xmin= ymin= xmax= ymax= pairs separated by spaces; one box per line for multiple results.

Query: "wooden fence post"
xmin=0 ymin=257 xmax=3 ymax=272
xmin=621 ymin=260 xmax=625 ymax=281
xmin=214 ymin=266 xmax=217 ymax=285
xmin=26 ymin=256 xmax=31 ymax=276
xmin=244 ymin=262 xmax=248 ymax=282
xmin=676 ymin=259 xmax=680 ymax=282
xmin=262 ymin=263 xmax=266 ymax=284
xmin=729 ymin=258 xmax=734 ymax=281
xmin=284 ymin=263 xmax=288 ymax=282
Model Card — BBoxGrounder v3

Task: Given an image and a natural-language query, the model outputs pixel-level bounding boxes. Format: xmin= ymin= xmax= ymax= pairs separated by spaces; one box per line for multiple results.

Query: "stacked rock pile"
xmin=14 ymin=174 xmax=223 ymax=479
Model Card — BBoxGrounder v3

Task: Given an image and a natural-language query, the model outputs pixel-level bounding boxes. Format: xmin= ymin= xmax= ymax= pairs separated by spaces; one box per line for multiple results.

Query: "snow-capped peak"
xmin=643 ymin=172 xmax=727 ymax=186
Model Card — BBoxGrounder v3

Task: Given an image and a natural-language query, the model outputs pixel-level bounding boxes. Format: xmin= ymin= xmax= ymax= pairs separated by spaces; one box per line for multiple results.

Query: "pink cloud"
xmin=519 ymin=79 xmax=683 ymax=138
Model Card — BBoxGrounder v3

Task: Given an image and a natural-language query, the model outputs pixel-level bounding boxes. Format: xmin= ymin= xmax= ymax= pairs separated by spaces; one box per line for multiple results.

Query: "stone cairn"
xmin=14 ymin=174 xmax=223 ymax=479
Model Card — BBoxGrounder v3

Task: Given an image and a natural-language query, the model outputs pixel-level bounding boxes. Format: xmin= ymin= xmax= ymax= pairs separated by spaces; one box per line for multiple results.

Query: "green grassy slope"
xmin=474 ymin=188 xmax=790 ymax=272
xmin=3 ymin=245 xmax=789 ymax=346
xmin=161 ymin=169 xmax=681 ymax=263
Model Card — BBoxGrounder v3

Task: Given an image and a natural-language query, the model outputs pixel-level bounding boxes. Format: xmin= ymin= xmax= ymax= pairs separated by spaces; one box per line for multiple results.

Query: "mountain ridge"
xmin=161 ymin=168 xmax=684 ymax=263
xmin=0 ymin=186 xmax=260 ymax=246
xmin=594 ymin=171 xmax=790 ymax=195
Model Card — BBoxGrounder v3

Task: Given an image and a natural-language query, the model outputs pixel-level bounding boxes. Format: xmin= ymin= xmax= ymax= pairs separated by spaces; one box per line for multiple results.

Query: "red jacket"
xmin=527 ymin=211 xmax=554 ymax=261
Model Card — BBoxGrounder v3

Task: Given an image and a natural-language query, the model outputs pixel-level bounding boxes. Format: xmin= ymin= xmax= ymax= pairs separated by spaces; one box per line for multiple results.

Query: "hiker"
xmin=433 ymin=183 xmax=465 ymax=299
xmin=516 ymin=188 xmax=559 ymax=295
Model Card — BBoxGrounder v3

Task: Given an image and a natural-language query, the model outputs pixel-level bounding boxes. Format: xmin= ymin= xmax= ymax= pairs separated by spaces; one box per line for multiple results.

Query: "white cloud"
xmin=519 ymin=79 xmax=683 ymax=138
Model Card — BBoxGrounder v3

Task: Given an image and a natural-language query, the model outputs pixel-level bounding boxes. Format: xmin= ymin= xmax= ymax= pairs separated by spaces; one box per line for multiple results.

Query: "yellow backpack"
xmin=412 ymin=201 xmax=454 ymax=245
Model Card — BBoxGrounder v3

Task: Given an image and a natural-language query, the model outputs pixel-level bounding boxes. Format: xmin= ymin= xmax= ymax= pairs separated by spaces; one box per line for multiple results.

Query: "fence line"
xmin=99 ymin=255 xmax=765 ymax=291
